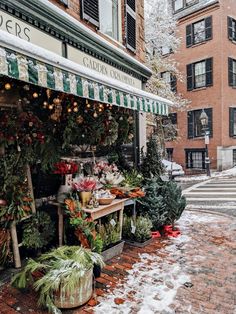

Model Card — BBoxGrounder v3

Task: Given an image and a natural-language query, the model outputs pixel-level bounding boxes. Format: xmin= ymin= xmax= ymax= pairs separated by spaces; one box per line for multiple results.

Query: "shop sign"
xmin=0 ymin=10 xmax=142 ymax=89
xmin=68 ymin=46 xmax=142 ymax=89
xmin=0 ymin=10 xmax=62 ymax=55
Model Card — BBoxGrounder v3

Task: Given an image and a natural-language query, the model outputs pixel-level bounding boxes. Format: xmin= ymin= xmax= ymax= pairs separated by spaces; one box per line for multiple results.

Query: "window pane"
xmin=162 ymin=72 xmax=171 ymax=84
xmin=193 ymin=20 xmax=205 ymax=43
xmin=100 ymin=0 xmax=119 ymax=40
xmin=174 ymin=0 xmax=183 ymax=11
xmin=192 ymin=152 xmax=203 ymax=168
xmin=193 ymin=110 xmax=203 ymax=137
xmin=194 ymin=61 xmax=206 ymax=88
xmin=233 ymin=110 xmax=236 ymax=135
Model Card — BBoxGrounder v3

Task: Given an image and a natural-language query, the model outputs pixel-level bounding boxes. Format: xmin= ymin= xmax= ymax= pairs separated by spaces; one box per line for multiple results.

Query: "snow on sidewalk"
xmin=94 ymin=211 xmax=236 ymax=314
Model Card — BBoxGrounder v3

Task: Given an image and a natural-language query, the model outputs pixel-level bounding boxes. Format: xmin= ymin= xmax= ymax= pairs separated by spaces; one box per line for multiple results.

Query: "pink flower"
xmin=73 ymin=177 xmax=98 ymax=191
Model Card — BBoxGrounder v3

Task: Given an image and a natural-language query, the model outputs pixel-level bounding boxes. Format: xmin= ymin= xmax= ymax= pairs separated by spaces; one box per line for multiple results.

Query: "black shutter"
xmin=228 ymin=16 xmax=233 ymax=40
xmin=205 ymin=16 xmax=212 ymax=41
xmin=126 ymin=0 xmax=136 ymax=52
xmin=186 ymin=24 xmax=193 ymax=47
xmin=205 ymin=108 xmax=213 ymax=137
xmin=171 ymin=74 xmax=177 ymax=92
xmin=187 ymin=63 xmax=193 ymax=91
xmin=229 ymin=107 xmax=235 ymax=137
xmin=205 ymin=58 xmax=213 ymax=87
xmin=228 ymin=57 xmax=234 ymax=86
xmin=187 ymin=111 xmax=194 ymax=138
xmin=81 ymin=0 xmax=99 ymax=27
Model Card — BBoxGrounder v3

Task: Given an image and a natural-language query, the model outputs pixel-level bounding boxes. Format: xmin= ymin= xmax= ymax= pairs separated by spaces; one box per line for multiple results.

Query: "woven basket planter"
xmin=53 ymin=268 xmax=93 ymax=309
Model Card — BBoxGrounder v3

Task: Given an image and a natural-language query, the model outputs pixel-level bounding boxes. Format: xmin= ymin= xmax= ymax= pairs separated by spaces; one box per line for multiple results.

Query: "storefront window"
xmin=99 ymin=0 xmax=119 ymax=41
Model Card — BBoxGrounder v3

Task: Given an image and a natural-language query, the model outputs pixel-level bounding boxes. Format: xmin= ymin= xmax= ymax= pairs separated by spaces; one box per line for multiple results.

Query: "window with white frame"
xmin=194 ymin=61 xmax=206 ymax=88
xmin=193 ymin=20 xmax=206 ymax=44
xmin=173 ymin=0 xmax=184 ymax=11
xmin=99 ymin=0 xmax=119 ymax=41
xmin=228 ymin=58 xmax=236 ymax=87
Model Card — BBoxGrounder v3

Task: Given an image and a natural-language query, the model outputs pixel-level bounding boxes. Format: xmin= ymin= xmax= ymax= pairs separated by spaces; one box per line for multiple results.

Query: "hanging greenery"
xmin=21 ymin=211 xmax=55 ymax=250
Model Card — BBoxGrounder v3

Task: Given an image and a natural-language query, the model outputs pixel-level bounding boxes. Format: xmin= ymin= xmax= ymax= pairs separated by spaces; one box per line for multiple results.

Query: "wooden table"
xmin=51 ymin=198 xmax=129 ymax=246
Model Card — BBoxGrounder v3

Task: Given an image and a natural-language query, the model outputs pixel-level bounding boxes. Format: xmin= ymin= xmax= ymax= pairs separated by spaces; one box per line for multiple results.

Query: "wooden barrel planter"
xmin=53 ymin=268 xmax=93 ymax=309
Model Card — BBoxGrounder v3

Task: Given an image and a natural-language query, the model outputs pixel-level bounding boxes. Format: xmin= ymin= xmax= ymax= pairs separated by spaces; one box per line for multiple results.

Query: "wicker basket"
xmin=53 ymin=268 xmax=93 ymax=309
xmin=98 ymin=195 xmax=116 ymax=205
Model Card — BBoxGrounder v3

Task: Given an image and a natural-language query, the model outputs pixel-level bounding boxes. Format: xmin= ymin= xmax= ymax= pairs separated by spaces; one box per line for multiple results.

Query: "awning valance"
xmin=0 ymin=32 xmax=172 ymax=115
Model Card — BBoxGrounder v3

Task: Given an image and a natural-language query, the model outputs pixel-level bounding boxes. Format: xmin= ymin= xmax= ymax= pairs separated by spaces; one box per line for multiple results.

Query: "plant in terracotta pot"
xmin=73 ymin=177 xmax=98 ymax=207
xmin=11 ymin=246 xmax=104 ymax=313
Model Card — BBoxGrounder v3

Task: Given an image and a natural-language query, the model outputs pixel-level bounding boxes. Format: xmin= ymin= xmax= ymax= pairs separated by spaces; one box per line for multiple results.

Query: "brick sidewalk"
xmin=0 ymin=210 xmax=236 ymax=314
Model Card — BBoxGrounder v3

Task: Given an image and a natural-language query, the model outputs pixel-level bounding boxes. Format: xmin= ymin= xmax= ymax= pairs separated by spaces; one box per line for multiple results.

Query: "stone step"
xmin=194 ymin=188 xmax=236 ymax=191
xmin=186 ymin=197 xmax=236 ymax=201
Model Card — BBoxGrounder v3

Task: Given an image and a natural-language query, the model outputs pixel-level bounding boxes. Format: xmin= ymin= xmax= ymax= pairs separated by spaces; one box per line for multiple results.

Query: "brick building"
xmin=166 ymin=0 xmax=236 ymax=172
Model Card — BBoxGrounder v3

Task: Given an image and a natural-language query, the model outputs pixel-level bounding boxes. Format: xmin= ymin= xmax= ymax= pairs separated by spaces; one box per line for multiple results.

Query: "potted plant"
xmin=11 ymin=246 xmax=104 ymax=313
xmin=122 ymin=215 xmax=153 ymax=247
xmin=73 ymin=176 xmax=98 ymax=207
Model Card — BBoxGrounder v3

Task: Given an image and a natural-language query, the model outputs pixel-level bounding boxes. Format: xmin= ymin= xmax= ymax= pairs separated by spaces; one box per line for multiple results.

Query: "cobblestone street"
xmin=1 ymin=209 xmax=236 ymax=314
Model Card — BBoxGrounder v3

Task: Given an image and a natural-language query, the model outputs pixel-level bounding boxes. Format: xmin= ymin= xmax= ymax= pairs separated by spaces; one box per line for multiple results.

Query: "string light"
xmin=73 ymin=107 xmax=78 ymax=113
xmin=33 ymin=92 xmax=39 ymax=98
xmin=53 ymin=98 xmax=60 ymax=104
xmin=98 ymin=108 xmax=103 ymax=112
xmin=4 ymin=83 xmax=11 ymax=90
xmin=48 ymin=104 xmax=54 ymax=110
xmin=67 ymin=108 xmax=72 ymax=113
xmin=93 ymin=111 xmax=98 ymax=118
xmin=73 ymin=101 xmax=78 ymax=107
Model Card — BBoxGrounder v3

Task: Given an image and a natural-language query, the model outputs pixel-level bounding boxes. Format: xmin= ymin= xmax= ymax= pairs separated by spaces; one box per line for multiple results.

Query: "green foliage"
xmin=12 ymin=246 xmax=104 ymax=314
xmin=63 ymin=197 xmax=103 ymax=253
xmin=22 ymin=211 xmax=55 ymax=250
xmin=97 ymin=214 xmax=121 ymax=250
xmin=140 ymin=137 xmax=164 ymax=179
xmin=138 ymin=177 xmax=186 ymax=229
xmin=121 ymin=170 xmax=143 ymax=188
xmin=159 ymin=180 xmax=186 ymax=225
xmin=122 ymin=215 xmax=152 ymax=243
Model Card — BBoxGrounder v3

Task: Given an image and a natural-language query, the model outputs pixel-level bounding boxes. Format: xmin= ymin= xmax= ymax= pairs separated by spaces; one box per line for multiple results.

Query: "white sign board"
xmin=68 ymin=46 xmax=142 ymax=89
xmin=0 ymin=10 xmax=62 ymax=55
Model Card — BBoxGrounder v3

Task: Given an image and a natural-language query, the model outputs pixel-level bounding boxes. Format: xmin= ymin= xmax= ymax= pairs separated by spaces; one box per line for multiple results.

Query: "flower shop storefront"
xmin=0 ymin=29 xmax=179 ymax=312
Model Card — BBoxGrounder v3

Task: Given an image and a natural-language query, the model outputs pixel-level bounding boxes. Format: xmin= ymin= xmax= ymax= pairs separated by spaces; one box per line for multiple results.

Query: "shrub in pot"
xmin=138 ymin=177 xmax=186 ymax=230
xmin=123 ymin=215 xmax=152 ymax=243
xmin=11 ymin=246 xmax=104 ymax=314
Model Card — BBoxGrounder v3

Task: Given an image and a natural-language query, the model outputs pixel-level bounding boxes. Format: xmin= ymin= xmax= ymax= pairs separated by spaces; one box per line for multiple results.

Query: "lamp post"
xmin=200 ymin=109 xmax=211 ymax=177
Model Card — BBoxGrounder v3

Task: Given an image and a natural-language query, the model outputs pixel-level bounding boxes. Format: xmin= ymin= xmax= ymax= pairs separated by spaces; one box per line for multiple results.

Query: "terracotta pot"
xmin=53 ymin=268 xmax=93 ymax=309
xmin=79 ymin=191 xmax=92 ymax=207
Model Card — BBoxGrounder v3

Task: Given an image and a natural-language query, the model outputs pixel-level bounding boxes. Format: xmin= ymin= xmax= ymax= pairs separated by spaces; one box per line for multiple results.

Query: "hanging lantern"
xmin=53 ymin=98 xmax=61 ymax=105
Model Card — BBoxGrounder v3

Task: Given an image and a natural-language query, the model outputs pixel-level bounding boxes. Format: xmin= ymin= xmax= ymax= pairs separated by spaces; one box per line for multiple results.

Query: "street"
xmin=183 ymin=176 xmax=236 ymax=217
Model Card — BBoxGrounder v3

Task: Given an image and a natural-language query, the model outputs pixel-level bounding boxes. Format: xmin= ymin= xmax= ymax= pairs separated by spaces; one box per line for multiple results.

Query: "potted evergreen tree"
xmin=12 ymin=246 xmax=104 ymax=313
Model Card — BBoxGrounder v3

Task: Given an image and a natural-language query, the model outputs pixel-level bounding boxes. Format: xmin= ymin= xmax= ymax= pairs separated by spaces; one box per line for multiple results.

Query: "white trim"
xmin=37 ymin=0 xmax=152 ymax=76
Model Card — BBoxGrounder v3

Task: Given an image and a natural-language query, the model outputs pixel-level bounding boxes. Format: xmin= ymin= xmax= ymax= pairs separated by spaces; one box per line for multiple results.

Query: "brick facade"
xmin=49 ymin=0 xmax=146 ymax=63
xmin=166 ymin=0 xmax=236 ymax=171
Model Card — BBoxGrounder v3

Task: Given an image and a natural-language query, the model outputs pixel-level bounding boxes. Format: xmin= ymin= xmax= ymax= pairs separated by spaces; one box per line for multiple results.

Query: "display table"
xmin=51 ymin=198 xmax=129 ymax=246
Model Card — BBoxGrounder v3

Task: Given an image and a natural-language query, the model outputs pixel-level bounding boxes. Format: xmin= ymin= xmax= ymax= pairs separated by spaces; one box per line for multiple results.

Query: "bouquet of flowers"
xmin=53 ymin=161 xmax=78 ymax=175
xmin=93 ymin=161 xmax=118 ymax=177
xmin=73 ymin=176 xmax=98 ymax=192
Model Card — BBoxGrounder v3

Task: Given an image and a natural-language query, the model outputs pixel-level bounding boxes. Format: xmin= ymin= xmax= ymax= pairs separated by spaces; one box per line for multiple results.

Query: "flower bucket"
xmin=54 ymin=268 xmax=93 ymax=309
xmin=79 ymin=191 xmax=92 ymax=207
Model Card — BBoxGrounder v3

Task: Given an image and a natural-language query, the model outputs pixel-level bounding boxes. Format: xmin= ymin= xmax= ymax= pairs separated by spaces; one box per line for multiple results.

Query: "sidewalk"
xmin=0 ymin=209 xmax=236 ymax=314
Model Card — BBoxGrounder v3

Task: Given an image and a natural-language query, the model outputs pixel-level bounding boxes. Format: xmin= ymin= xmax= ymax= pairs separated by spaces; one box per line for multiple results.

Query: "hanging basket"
xmin=53 ymin=268 xmax=93 ymax=309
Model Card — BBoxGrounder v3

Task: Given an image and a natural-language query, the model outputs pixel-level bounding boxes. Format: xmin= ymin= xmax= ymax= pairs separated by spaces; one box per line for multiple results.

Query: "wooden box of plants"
xmin=122 ymin=215 xmax=153 ymax=248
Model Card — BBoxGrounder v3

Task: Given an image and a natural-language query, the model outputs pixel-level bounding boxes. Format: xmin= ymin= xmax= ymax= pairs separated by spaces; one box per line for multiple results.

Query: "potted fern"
xmin=11 ymin=246 xmax=104 ymax=313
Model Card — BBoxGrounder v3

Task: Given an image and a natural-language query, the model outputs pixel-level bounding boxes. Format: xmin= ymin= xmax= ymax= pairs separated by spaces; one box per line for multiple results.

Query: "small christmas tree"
xmin=140 ymin=135 xmax=164 ymax=179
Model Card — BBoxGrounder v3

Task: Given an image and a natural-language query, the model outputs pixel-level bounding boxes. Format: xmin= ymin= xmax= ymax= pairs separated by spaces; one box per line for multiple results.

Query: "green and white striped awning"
xmin=0 ymin=45 xmax=170 ymax=115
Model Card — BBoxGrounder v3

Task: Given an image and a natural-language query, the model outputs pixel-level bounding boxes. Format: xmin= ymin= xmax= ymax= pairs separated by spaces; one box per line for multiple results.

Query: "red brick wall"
xmin=49 ymin=0 xmax=145 ymax=63
xmin=166 ymin=1 xmax=236 ymax=170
